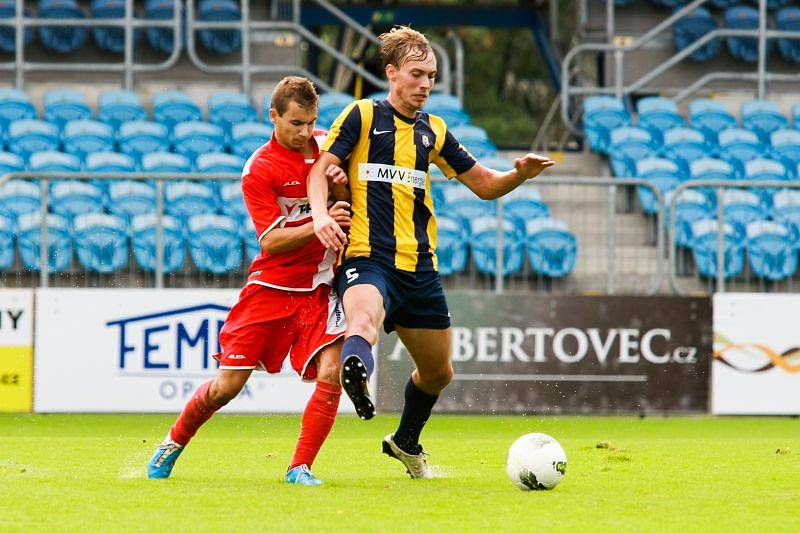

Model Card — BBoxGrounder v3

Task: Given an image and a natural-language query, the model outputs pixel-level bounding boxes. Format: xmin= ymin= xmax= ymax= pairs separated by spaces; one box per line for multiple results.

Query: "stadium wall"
xmin=0 ymin=289 xmax=33 ymax=413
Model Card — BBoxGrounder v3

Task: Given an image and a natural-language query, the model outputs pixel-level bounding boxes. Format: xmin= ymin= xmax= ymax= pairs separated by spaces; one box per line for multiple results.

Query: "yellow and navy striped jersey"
xmin=322 ymin=99 xmax=476 ymax=272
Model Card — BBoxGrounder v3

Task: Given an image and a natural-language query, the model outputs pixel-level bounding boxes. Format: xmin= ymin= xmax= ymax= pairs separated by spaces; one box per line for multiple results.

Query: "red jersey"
xmin=241 ymin=130 xmax=336 ymax=291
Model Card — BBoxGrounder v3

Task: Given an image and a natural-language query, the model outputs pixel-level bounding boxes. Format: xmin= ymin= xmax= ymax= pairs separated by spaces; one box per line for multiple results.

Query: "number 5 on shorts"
xmin=346 ymin=268 xmax=359 ymax=283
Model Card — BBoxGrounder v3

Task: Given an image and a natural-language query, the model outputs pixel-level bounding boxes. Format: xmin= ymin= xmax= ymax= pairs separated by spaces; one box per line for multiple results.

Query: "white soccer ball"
xmin=506 ymin=433 xmax=567 ymax=491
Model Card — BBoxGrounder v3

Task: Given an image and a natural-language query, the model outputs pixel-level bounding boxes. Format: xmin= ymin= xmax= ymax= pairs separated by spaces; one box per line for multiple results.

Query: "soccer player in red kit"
xmin=147 ymin=77 xmax=352 ymax=485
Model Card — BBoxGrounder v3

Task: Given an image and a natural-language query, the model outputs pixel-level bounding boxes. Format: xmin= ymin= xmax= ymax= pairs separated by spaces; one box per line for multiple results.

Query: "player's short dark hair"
xmin=271 ymin=76 xmax=318 ymax=115
xmin=378 ymin=26 xmax=433 ymax=69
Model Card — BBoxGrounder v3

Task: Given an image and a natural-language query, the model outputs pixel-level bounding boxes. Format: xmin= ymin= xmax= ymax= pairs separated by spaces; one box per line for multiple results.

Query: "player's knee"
xmin=348 ymin=311 xmax=378 ymax=344
xmin=419 ymin=364 xmax=453 ymax=393
xmin=316 ymin=358 xmax=341 ymax=386
xmin=209 ymin=378 xmax=244 ymax=405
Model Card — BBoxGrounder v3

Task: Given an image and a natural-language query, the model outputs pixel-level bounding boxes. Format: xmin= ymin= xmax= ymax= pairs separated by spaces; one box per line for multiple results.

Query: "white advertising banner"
xmin=0 ymin=289 xmax=34 ymax=412
xmin=713 ymin=293 xmax=800 ymax=415
xmin=34 ymin=288 xmax=359 ymax=414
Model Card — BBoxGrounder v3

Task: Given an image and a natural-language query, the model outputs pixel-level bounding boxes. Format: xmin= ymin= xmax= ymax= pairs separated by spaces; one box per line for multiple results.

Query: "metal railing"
xmin=561 ymin=0 xmax=800 ymax=135
xmin=668 ymin=180 xmax=800 ymax=296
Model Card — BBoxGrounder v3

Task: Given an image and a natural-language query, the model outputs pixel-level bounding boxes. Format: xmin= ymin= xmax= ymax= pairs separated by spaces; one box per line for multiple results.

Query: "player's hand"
xmin=313 ymin=211 xmax=347 ymax=251
xmin=514 ymin=153 xmax=556 ymax=180
xmin=327 ymin=200 xmax=351 ymax=230
xmin=326 ymin=164 xmax=348 ymax=186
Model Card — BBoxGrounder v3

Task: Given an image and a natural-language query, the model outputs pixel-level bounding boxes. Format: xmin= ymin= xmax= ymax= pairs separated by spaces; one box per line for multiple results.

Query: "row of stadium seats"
xmin=672 ymin=6 xmax=800 ymax=62
xmin=0 ymin=0 xmax=241 ymax=55
xmin=0 ymin=211 xmax=256 ymax=274
xmin=687 ymin=217 xmax=799 ymax=280
xmin=618 ymin=0 xmax=796 ymax=11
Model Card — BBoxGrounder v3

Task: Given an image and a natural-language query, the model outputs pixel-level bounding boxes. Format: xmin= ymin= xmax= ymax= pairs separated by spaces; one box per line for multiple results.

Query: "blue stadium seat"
xmin=62 ymin=120 xmax=115 ymax=161
xmin=636 ymin=97 xmax=685 ymax=144
xmin=131 ymin=213 xmax=185 ymax=273
xmin=51 ymin=180 xmax=104 ymax=220
xmin=689 ymin=99 xmax=737 ymax=146
xmin=689 ymin=158 xmax=735 ymax=200
xmin=435 ymin=215 xmax=468 ymax=275
xmin=20 ymin=213 xmax=70 ymax=268
xmin=429 ymin=167 xmax=447 ymax=207
xmin=718 ymin=128 xmax=764 ymax=177
xmin=661 ymin=127 xmax=707 ymax=173
xmin=441 ymin=184 xmax=495 ymax=223
xmin=635 ymin=157 xmax=682 ymax=215
xmin=450 ymin=124 xmax=489 ymax=142
xmin=91 ymin=0 xmax=141 ymax=53
xmin=188 ymin=214 xmax=241 ymax=273
xmin=8 ymin=120 xmax=60 ymax=158
xmin=196 ymin=152 xmax=243 ymax=202
xmin=219 ymin=182 xmax=247 ymax=219
xmin=772 ymin=189 xmax=800 ymax=230
xmin=16 ymin=212 xmax=72 ymax=271
xmin=724 ymin=6 xmax=767 ymax=62
xmin=741 ymin=100 xmax=788 ymax=144
xmin=777 ymin=8 xmax=800 ymax=63
xmin=230 ymin=122 xmax=272 ymax=158
xmin=769 ymin=129 xmax=800 ymax=177
xmin=479 ymin=156 xmax=515 ymax=172
xmin=0 ymin=214 xmax=13 ymax=270
xmin=0 ymin=180 xmax=40 ymax=220
xmin=525 ymin=217 xmax=578 ymax=278
xmin=108 ymin=180 xmax=155 ymax=220
xmin=165 ymin=181 xmax=216 ymax=221
xmin=0 ymin=151 xmax=25 ymax=177
xmin=502 ymin=186 xmax=549 ymax=231
xmin=0 ymin=89 xmax=36 ymax=135
xmin=145 ymin=0 xmax=182 ymax=54
xmin=459 ymin=137 xmax=497 ymax=160
xmin=672 ymin=7 xmax=720 ymax=62
xmin=691 ymin=218 xmax=744 ymax=279
xmin=744 ymin=158 xmax=789 ymax=204
xmin=746 ymin=219 xmax=798 ymax=280
xmin=721 ymin=189 xmax=767 ymax=232
xmin=240 ymin=216 xmax=259 ymax=263
xmin=29 ymin=151 xmax=81 ymax=185
xmin=582 ymin=96 xmax=631 ymax=153
xmin=73 ymin=213 xmax=128 ymax=273
xmin=198 ymin=0 xmax=242 ymax=54
xmin=118 ymin=120 xmax=170 ymax=162
xmin=173 ymin=121 xmax=225 ymax=162
xmin=208 ymin=92 xmax=257 ymax=140
xmin=38 ymin=0 xmax=86 ymax=54
xmin=469 ymin=216 xmax=524 ymax=276
xmin=609 ymin=126 xmax=657 ymax=177
xmin=0 ymin=1 xmax=33 ymax=53
xmin=43 ymin=89 xmax=92 ymax=130
xmin=85 ymin=151 xmax=136 ymax=194
xmin=317 ymin=92 xmax=352 ymax=130
xmin=425 ymin=94 xmax=469 ymax=127
xmin=98 ymin=90 xmax=147 ymax=130
xmin=665 ymin=189 xmax=712 ymax=247
xmin=141 ymin=151 xmax=191 ymax=175
xmin=152 ymin=91 xmax=203 ymax=131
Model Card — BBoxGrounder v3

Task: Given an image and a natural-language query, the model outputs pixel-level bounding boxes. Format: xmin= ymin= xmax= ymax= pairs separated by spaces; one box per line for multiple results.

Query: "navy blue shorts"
xmin=334 ymin=257 xmax=451 ymax=334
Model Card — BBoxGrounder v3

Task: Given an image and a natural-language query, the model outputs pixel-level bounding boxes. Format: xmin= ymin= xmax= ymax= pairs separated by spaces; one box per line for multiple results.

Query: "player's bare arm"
xmin=327 ymin=163 xmax=351 ymax=203
xmin=456 ymin=153 xmax=556 ymax=200
xmin=261 ymin=200 xmax=350 ymax=255
xmin=309 ymin=151 xmax=348 ymax=251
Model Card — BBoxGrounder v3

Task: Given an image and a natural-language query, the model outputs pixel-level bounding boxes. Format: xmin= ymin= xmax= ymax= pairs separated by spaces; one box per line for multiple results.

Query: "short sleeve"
xmin=322 ymin=102 xmax=362 ymax=161
xmin=432 ymin=129 xmax=477 ymax=179
xmin=241 ymin=159 xmax=284 ymax=241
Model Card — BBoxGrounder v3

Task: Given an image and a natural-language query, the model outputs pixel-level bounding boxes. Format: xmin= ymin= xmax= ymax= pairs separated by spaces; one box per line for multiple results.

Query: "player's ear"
xmin=268 ymin=108 xmax=278 ymax=124
xmin=386 ymin=63 xmax=396 ymax=82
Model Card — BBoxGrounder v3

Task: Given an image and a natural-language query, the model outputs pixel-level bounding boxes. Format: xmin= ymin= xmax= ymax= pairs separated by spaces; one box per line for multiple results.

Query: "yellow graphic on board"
xmin=0 ymin=346 xmax=33 ymax=413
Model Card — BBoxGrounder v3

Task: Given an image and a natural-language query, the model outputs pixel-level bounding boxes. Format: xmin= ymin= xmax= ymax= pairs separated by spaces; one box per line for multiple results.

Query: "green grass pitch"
xmin=2 ymin=414 xmax=799 ymax=531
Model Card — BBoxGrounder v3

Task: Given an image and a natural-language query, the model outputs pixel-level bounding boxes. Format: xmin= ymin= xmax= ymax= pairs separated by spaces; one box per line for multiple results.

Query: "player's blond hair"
xmin=271 ymin=76 xmax=318 ymax=115
xmin=378 ymin=26 xmax=433 ymax=69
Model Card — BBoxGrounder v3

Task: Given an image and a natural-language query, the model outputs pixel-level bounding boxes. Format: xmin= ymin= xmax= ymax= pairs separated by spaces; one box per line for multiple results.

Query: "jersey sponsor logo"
xmin=359 ymin=163 xmax=427 ymax=189
xmin=278 ymin=197 xmax=312 ymax=222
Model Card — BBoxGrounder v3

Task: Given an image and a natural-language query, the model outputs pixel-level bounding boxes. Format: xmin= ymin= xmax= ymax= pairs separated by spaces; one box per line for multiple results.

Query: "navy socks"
xmin=393 ymin=378 xmax=439 ymax=454
xmin=341 ymin=335 xmax=375 ymax=377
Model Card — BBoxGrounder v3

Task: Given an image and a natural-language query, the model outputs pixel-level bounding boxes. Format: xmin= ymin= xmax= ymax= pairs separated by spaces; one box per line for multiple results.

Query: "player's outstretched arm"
xmin=327 ymin=164 xmax=351 ymax=203
xmin=456 ymin=153 xmax=555 ymax=200
xmin=308 ymin=151 xmax=348 ymax=251
xmin=261 ymin=200 xmax=350 ymax=255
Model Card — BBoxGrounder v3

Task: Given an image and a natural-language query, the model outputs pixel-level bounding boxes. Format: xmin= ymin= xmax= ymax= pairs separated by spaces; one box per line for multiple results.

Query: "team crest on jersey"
xmin=421 ymin=134 xmax=431 ymax=148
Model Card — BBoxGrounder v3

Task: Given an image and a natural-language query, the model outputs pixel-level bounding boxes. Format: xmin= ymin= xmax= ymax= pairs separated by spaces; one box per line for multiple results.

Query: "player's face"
xmin=387 ymin=52 xmax=437 ymax=111
xmin=270 ymin=101 xmax=318 ymax=151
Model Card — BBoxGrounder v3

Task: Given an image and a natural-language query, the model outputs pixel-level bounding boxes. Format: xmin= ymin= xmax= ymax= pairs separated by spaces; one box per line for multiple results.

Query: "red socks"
xmin=290 ymin=381 xmax=342 ymax=469
xmin=169 ymin=380 xmax=223 ymax=446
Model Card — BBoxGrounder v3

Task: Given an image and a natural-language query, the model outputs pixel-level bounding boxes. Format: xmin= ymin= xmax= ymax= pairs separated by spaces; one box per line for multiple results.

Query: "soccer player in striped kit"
xmin=308 ymin=27 xmax=555 ymax=478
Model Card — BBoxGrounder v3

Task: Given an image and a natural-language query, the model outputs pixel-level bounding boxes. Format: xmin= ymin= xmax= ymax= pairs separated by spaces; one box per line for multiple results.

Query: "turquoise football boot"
xmin=285 ymin=464 xmax=323 ymax=486
xmin=147 ymin=441 xmax=184 ymax=479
